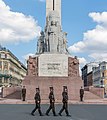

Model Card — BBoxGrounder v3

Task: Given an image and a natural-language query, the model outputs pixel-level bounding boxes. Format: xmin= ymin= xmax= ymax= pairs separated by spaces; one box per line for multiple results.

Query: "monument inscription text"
xmin=39 ymin=54 xmax=68 ymax=76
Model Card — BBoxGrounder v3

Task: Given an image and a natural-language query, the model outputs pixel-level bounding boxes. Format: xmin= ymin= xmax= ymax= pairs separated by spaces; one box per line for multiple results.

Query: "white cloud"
xmin=0 ymin=0 xmax=41 ymax=44
xmin=68 ymin=12 xmax=107 ymax=62
xmin=78 ymin=57 xmax=87 ymax=76
xmin=68 ymin=41 xmax=85 ymax=53
xmin=78 ymin=57 xmax=87 ymax=66
xmin=89 ymin=12 xmax=107 ymax=25
xmin=89 ymin=53 xmax=107 ymax=62
xmin=23 ymin=53 xmax=35 ymax=60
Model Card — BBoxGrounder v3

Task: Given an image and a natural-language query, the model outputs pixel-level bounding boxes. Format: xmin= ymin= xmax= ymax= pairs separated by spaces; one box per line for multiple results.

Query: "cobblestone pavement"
xmin=0 ymin=104 xmax=107 ymax=120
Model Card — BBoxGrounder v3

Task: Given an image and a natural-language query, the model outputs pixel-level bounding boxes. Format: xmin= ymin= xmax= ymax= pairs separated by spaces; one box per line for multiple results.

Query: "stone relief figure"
xmin=37 ymin=11 xmax=69 ymax=54
xmin=27 ymin=57 xmax=36 ymax=75
xmin=63 ymin=32 xmax=68 ymax=53
xmin=48 ymin=20 xmax=58 ymax=52
xmin=45 ymin=11 xmax=60 ymax=53
xmin=37 ymin=31 xmax=45 ymax=54
xmin=73 ymin=56 xmax=79 ymax=65
xmin=68 ymin=57 xmax=79 ymax=77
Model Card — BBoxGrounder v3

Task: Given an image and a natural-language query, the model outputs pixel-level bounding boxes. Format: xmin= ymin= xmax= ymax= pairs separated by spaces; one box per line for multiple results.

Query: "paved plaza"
xmin=0 ymin=104 xmax=107 ymax=120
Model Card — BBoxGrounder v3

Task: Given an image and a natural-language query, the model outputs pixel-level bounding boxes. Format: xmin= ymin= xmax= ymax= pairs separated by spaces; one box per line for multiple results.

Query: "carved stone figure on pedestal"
xmin=37 ymin=31 xmax=45 ymax=54
xmin=27 ymin=56 xmax=38 ymax=76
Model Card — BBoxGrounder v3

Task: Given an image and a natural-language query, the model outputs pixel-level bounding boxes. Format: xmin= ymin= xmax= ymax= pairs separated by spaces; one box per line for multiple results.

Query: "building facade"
xmin=81 ymin=62 xmax=99 ymax=86
xmin=0 ymin=46 xmax=27 ymax=87
xmin=93 ymin=61 xmax=107 ymax=89
xmin=87 ymin=71 xmax=93 ymax=86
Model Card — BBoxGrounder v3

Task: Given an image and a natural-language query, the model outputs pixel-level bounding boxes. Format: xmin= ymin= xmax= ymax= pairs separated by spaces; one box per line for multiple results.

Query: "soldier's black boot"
xmin=66 ymin=110 xmax=71 ymax=117
xmin=39 ymin=112 xmax=44 ymax=116
xmin=39 ymin=111 xmax=44 ymax=116
xmin=52 ymin=109 xmax=57 ymax=116
xmin=66 ymin=114 xmax=71 ymax=117
xmin=38 ymin=109 xmax=43 ymax=116
xmin=46 ymin=108 xmax=50 ymax=116
xmin=53 ymin=114 xmax=57 ymax=116
xmin=31 ymin=112 xmax=35 ymax=116
xmin=39 ymin=111 xmax=43 ymax=116
xmin=58 ymin=113 xmax=62 ymax=116
xmin=46 ymin=111 xmax=49 ymax=116
xmin=46 ymin=113 xmax=49 ymax=116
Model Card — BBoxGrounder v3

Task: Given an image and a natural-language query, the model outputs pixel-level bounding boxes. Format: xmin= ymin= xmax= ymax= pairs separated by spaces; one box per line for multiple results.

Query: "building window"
xmin=0 ymin=61 xmax=2 ymax=70
xmin=5 ymin=54 xmax=7 ymax=58
xmin=4 ymin=70 xmax=8 ymax=74
xmin=3 ymin=61 xmax=8 ymax=69
xmin=102 ymin=66 xmax=106 ymax=70
xmin=1 ymin=53 xmax=5 ymax=58
xmin=4 ymin=78 xmax=8 ymax=83
xmin=0 ymin=78 xmax=2 ymax=83
xmin=102 ymin=72 xmax=104 ymax=77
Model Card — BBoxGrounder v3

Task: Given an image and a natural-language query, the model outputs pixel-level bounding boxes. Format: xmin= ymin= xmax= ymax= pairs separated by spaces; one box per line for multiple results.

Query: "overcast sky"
xmin=1 ymin=0 xmax=107 ymax=67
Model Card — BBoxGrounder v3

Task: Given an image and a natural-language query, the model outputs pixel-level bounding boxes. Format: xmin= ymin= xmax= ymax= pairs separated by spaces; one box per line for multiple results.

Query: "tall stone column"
xmin=46 ymin=0 xmax=61 ymax=25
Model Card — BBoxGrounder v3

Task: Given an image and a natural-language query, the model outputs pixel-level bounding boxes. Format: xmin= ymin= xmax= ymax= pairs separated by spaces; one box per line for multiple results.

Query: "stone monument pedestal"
xmin=23 ymin=76 xmax=83 ymax=102
xmin=23 ymin=54 xmax=83 ymax=102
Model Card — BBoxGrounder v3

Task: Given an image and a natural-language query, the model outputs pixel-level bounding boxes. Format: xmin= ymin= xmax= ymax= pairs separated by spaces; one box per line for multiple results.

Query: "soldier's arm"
xmin=62 ymin=92 xmax=64 ymax=97
xmin=39 ymin=95 xmax=41 ymax=103
xmin=83 ymin=89 xmax=84 ymax=94
xmin=34 ymin=94 xmax=37 ymax=100
xmin=53 ymin=95 xmax=55 ymax=102
xmin=25 ymin=89 xmax=26 ymax=94
xmin=49 ymin=93 xmax=51 ymax=99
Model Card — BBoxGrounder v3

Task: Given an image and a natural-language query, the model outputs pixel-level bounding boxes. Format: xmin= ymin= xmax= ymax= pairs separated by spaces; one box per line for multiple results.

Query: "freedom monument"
xmin=23 ymin=0 xmax=83 ymax=101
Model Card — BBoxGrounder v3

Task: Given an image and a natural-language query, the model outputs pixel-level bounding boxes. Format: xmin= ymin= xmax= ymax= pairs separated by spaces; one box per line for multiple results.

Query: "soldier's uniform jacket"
xmin=49 ymin=91 xmax=55 ymax=103
xmin=34 ymin=92 xmax=41 ymax=103
xmin=62 ymin=91 xmax=68 ymax=103
xmin=80 ymin=89 xmax=84 ymax=96
xmin=22 ymin=88 xmax=26 ymax=95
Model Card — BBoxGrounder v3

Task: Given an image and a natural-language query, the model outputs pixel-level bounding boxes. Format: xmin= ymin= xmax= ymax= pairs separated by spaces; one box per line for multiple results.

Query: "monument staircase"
xmin=23 ymin=75 xmax=103 ymax=101
xmin=84 ymin=91 xmax=102 ymax=100
xmin=4 ymin=91 xmax=21 ymax=99
xmin=2 ymin=86 xmax=102 ymax=103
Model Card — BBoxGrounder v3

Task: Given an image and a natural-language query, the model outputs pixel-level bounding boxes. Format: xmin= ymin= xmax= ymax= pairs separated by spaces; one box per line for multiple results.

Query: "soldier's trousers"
xmin=80 ymin=95 xmax=83 ymax=101
xmin=31 ymin=103 xmax=42 ymax=115
xmin=46 ymin=102 xmax=56 ymax=115
xmin=59 ymin=102 xmax=69 ymax=115
xmin=22 ymin=94 xmax=26 ymax=101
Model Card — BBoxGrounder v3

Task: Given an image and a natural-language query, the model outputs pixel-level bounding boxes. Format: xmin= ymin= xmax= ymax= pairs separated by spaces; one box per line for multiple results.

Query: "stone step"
xmin=4 ymin=91 xmax=21 ymax=99
xmin=84 ymin=91 xmax=101 ymax=99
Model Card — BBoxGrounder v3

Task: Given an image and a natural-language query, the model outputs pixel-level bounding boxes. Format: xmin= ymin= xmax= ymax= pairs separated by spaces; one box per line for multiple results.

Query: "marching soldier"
xmin=80 ymin=86 xmax=84 ymax=102
xmin=46 ymin=86 xmax=57 ymax=116
xmin=58 ymin=86 xmax=71 ymax=117
xmin=22 ymin=86 xmax=26 ymax=101
xmin=31 ymin=88 xmax=43 ymax=116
